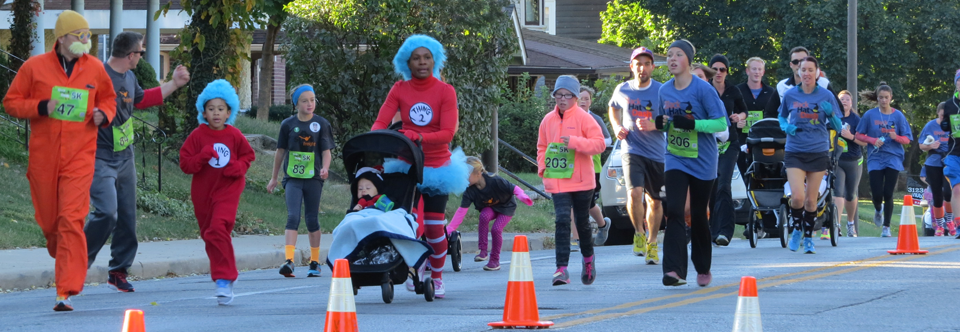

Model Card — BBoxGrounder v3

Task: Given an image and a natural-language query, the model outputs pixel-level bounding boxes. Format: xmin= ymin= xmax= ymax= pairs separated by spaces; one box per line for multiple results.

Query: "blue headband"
xmin=292 ymin=85 xmax=315 ymax=106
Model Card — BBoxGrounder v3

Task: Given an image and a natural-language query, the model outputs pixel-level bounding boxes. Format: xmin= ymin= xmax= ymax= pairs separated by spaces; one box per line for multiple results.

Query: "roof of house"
xmin=513 ymin=28 xmax=666 ymax=76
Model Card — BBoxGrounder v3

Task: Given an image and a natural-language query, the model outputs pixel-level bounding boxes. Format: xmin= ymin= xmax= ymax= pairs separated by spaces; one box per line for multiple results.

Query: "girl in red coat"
xmin=371 ymin=35 xmax=471 ymax=298
xmin=179 ymin=79 xmax=255 ymax=305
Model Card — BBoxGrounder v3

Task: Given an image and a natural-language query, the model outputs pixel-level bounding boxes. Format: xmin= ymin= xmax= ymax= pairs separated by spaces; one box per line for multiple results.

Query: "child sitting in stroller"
xmin=350 ymin=167 xmax=394 ymax=213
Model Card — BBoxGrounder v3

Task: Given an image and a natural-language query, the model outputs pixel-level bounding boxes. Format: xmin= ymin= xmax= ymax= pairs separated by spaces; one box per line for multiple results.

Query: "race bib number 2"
xmin=49 ymin=86 xmax=89 ymax=122
xmin=543 ymin=142 xmax=575 ymax=179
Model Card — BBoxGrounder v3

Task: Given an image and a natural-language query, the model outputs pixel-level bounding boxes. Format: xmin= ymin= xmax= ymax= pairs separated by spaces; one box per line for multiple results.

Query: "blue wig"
xmin=392 ymin=34 xmax=447 ymax=81
xmin=195 ymin=79 xmax=241 ymax=126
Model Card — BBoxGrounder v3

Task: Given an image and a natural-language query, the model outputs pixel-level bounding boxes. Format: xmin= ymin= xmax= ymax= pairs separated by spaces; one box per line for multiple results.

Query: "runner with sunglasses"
xmin=708 ymin=54 xmax=747 ymax=246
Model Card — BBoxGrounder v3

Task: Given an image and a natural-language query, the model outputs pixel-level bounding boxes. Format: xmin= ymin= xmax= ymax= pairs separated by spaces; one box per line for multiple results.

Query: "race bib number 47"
xmin=49 ymin=86 xmax=89 ymax=122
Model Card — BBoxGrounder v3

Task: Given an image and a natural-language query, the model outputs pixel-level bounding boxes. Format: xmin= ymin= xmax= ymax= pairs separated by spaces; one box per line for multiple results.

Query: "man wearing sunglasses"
xmin=764 ymin=46 xmax=834 ymax=117
xmin=3 ymin=10 xmax=117 ymax=311
xmin=84 ymin=32 xmax=191 ymax=294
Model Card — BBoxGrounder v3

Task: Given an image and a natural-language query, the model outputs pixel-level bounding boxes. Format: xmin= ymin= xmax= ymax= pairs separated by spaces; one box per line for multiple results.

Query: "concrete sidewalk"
xmin=0 ymin=232 xmax=553 ymax=291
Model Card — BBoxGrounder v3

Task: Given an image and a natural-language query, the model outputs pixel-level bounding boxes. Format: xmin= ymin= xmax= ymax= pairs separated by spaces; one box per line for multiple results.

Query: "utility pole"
xmin=847 ymin=0 xmax=857 ymax=106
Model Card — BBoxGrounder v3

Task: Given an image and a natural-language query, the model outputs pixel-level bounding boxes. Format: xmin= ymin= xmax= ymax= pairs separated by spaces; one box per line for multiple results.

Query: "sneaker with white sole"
xmin=279 ymin=259 xmax=295 ymax=278
xmin=483 ymin=260 xmax=501 ymax=271
xmin=847 ymin=222 xmax=857 ymax=238
xmin=433 ymin=279 xmax=445 ymax=299
xmin=874 ymin=210 xmax=883 ymax=227
xmin=803 ymin=237 xmax=816 ymax=254
xmin=108 ymin=270 xmax=135 ymax=292
xmin=307 ymin=261 xmax=321 ymax=277
xmin=53 ymin=296 xmax=73 ymax=311
xmin=633 ymin=233 xmax=647 ymax=257
xmin=881 ymin=226 xmax=892 ymax=237
xmin=215 ymin=279 xmax=235 ymax=305
xmin=788 ymin=229 xmax=802 ymax=252
xmin=820 ymin=227 xmax=830 ymax=240
xmin=581 ymin=256 xmax=596 ymax=285
xmin=662 ymin=271 xmax=687 ymax=286
xmin=715 ymin=235 xmax=729 ymax=246
xmin=645 ymin=242 xmax=659 ymax=265
xmin=594 ymin=218 xmax=611 ymax=246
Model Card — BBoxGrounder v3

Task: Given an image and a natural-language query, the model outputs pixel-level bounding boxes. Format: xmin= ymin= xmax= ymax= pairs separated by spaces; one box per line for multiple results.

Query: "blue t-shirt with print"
xmin=856 ymin=108 xmax=913 ymax=172
xmin=608 ymin=79 xmax=665 ymax=162
xmin=919 ymin=119 xmax=949 ymax=167
xmin=778 ymin=86 xmax=840 ymax=154
xmin=839 ymin=111 xmax=863 ymax=160
xmin=658 ymin=78 xmax=728 ymax=181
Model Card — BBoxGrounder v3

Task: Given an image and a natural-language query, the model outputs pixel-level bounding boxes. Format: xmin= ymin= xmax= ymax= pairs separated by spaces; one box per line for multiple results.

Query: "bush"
xmin=137 ymin=189 xmax=194 ymax=222
xmin=498 ymin=73 xmax=550 ymax=173
xmin=245 ymin=104 xmax=295 ymax=122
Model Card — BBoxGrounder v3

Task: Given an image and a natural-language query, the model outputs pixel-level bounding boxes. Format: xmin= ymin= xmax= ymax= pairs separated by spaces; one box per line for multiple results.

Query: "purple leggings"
xmin=478 ymin=207 xmax=513 ymax=262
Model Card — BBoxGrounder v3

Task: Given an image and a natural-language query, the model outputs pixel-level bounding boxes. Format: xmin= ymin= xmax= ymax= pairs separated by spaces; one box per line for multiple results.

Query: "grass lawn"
xmin=0 ymin=115 xmax=556 ymax=249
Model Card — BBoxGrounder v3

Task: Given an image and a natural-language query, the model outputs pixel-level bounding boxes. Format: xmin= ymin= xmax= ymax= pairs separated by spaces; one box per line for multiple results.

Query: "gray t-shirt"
xmin=96 ymin=64 xmax=145 ymax=161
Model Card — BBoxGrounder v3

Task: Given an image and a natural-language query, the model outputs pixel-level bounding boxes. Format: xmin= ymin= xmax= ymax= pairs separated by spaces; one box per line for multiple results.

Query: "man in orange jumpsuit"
xmin=2 ymin=10 xmax=117 ymax=311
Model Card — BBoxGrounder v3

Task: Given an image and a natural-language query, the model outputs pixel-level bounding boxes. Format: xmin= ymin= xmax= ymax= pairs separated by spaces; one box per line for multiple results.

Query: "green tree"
xmin=256 ymin=0 xmax=294 ymax=122
xmin=282 ymin=0 xmax=517 ymax=155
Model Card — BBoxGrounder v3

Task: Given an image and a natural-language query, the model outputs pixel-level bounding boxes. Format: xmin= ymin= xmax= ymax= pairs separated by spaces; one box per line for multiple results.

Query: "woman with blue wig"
xmin=266 ymin=83 xmax=336 ymax=278
xmin=371 ymin=34 xmax=470 ymax=298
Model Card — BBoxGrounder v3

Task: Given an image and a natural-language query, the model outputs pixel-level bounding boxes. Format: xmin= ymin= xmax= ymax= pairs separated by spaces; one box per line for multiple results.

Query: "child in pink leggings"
xmin=446 ymin=157 xmax=533 ymax=270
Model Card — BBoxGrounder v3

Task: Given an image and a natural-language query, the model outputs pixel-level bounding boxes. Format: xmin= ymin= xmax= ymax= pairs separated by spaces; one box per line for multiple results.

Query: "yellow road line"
xmin=549 ymin=244 xmax=960 ymax=329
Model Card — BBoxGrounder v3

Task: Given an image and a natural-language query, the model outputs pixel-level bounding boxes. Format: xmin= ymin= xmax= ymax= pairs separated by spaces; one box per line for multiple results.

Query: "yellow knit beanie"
xmin=54 ymin=10 xmax=89 ymax=39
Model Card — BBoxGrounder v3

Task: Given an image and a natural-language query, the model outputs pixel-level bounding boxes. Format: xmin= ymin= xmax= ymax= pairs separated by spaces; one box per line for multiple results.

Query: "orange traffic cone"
xmin=324 ymin=259 xmax=358 ymax=332
xmin=732 ymin=276 xmax=762 ymax=332
xmin=888 ymin=195 xmax=928 ymax=255
xmin=489 ymin=235 xmax=553 ymax=329
xmin=121 ymin=309 xmax=145 ymax=332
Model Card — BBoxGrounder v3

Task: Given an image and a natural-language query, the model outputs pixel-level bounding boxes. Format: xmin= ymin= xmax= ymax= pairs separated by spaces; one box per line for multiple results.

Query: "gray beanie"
xmin=552 ymin=75 xmax=581 ymax=97
xmin=669 ymin=39 xmax=696 ymax=65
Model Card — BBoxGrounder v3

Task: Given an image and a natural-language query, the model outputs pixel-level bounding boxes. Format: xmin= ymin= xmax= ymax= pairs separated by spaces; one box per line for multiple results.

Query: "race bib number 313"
xmin=543 ymin=142 xmax=575 ymax=179
xmin=49 ymin=86 xmax=89 ymax=122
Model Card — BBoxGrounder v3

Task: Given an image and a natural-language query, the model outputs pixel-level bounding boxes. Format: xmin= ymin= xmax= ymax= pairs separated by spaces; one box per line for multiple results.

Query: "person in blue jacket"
xmin=855 ymin=82 xmax=913 ymax=237
xmin=919 ymin=102 xmax=951 ymax=236
xmin=778 ymin=56 xmax=842 ymax=254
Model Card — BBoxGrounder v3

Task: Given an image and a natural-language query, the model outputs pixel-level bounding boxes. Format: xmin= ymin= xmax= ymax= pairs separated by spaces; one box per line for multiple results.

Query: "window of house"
xmin=524 ymin=0 xmax=542 ymax=25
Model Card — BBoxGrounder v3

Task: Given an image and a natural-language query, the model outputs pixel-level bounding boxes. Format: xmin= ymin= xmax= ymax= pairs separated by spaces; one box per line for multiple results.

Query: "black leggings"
xmin=925 ymin=166 xmax=952 ymax=208
xmin=869 ymin=168 xmax=899 ymax=227
xmin=663 ymin=170 xmax=714 ymax=280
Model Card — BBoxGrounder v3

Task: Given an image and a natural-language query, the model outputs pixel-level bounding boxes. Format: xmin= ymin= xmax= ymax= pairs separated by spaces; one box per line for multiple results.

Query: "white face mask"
xmin=67 ymin=41 xmax=91 ymax=56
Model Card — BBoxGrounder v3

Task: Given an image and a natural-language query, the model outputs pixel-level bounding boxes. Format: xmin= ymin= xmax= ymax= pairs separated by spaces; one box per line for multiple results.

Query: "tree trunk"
xmin=185 ymin=1 xmax=230 ymax=132
xmin=257 ymin=17 xmax=280 ymax=122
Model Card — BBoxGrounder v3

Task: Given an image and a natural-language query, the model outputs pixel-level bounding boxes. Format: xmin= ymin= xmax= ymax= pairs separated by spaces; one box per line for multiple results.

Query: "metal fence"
xmin=497 ymin=138 xmax=551 ymax=200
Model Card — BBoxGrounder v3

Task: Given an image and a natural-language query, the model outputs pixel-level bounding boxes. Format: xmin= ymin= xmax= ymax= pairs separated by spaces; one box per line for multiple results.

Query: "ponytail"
xmin=858 ymin=81 xmax=892 ymax=105
xmin=465 ymin=156 xmax=485 ymax=175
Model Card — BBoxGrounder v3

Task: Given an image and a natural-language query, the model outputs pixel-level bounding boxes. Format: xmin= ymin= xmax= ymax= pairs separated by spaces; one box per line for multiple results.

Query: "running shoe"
xmin=307 ymin=261 xmax=321 ymax=277
xmin=215 ymin=279 xmax=235 ymax=305
xmin=279 ymin=259 xmax=295 ymax=278
xmin=847 ymin=222 xmax=857 ymax=238
xmin=662 ymin=271 xmax=687 ymax=286
xmin=53 ymin=296 xmax=73 ymax=312
xmin=433 ymin=279 xmax=445 ymax=299
xmin=881 ymin=226 xmax=892 ymax=237
xmin=696 ymin=273 xmax=712 ymax=287
xmin=935 ymin=226 xmax=945 ymax=237
xmin=820 ymin=227 xmax=830 ymax=240
xmin=788 ymin=229 xmax=802 ymax=252
xmin=874 ymin=210 xmax=883 ymax=227
xmin=633 ymin=233 xmax=647 ymax=257
xmin=645 ymin=242 xmax=659 ymax=265
xmin=108 ymin=270 xmax=135 ymax=292
xmin=483 ymin=261 xmax=501 ymax=271
xmin=803 ymin=238 xmax=815 ymax=254
xmin=594 ymin=218 xmax=611 ymax=246
xmin=552 ymin=268 xmax=570 ymax=286
xmin=947 ymin=221 xmax=958 ymax=237
xmin=581 ymin=256 xmax=596 ymax=285
xmin=715 ymin=235 xmax=730 ymax=246
xmin=474 ymin=253 xmax=489 ymax=262
xmin=571 ymin=239 xmax=580 ymax=252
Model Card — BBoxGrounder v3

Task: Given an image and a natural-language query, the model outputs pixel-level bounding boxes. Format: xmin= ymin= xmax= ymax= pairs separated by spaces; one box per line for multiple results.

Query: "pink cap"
xmin=631 ymin=47 xmax=655 ymax=62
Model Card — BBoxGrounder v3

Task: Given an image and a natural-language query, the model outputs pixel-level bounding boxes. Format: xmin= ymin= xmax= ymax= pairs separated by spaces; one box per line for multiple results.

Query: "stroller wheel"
xmin=748 ymin=215 xmax=758 ymax=248
xmin=381 ymin=282 xmax=394 ymax=304
xmin=449 ymin=231 xmax=462 ymax=272
xmin=423 ymin=277 xmax=435 ymax=302
xmin=778 ymin=204 xmax=788 ymax=248
xmin=353 ymin=286 xmax=359 ymax=296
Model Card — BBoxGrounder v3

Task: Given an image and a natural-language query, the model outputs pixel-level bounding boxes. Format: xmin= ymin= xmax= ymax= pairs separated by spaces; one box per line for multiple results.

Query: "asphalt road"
xmin=1 ymin=236 xmax=958 ymax=331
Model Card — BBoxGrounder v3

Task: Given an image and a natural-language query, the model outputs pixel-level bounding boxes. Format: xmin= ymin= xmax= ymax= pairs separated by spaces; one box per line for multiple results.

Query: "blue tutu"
xmin=383 ymin=148 xmax=470 ymax=196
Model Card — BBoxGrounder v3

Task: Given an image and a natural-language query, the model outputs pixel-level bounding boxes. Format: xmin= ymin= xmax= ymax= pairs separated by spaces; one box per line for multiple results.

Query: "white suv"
xmin=598 ymin=140 xmax=750 ymax=245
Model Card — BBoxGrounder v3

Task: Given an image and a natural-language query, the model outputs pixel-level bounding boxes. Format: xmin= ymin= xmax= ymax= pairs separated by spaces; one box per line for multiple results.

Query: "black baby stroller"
xmin=745 ymin=119 xmax=841 ymax=248
xmin=336 ymin=129 xmax=436 ymax=303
